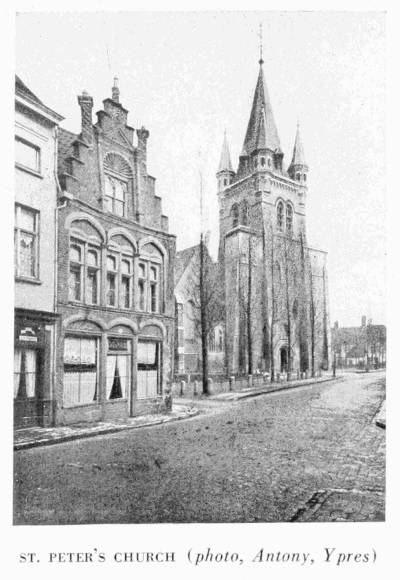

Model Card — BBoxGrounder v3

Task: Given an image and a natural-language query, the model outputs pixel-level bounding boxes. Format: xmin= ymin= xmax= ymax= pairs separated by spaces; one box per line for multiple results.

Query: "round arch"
xmin=107 ymin=318 xmax=138 ymax=334
xmin=63 ymin=314 xmax=107 ymax=331
xmin=139 ymin=318 xmax=167 ymax=339
xmin=64 ymin=212 xmax=106 ymax=242
xmin=107 ymin=227 xmax=137 ymax=252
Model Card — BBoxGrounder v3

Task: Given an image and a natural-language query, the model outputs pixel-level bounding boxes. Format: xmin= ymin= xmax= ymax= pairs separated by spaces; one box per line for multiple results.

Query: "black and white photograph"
xmin=11 ymin=9 xmax=387 ymax=530
xmin=5 ymin=8 xmax=396 ymax=576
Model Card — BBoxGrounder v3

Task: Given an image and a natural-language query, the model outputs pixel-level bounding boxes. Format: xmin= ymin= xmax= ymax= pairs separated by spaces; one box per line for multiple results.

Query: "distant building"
xmin=55 ymin=79 xmax=176 ymax=425
xmin=174 ymin=244 xmax=225 ymax=375
xmin=14 ymin=76 xmax=64 ymax=428
xmin=332 ymin=317 xmax=386 ymax=369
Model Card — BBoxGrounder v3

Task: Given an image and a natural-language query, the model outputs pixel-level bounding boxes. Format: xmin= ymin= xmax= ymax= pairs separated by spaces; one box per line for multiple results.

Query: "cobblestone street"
xmin=14 ymin=371 xmax=385 ymax=524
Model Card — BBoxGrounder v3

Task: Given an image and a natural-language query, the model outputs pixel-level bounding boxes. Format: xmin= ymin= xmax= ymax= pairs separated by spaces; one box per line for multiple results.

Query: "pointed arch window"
xmin=231 ymin=203 xmax=239 ymax=228
xmin=286 ymin=204 xmax=293 ymax=236
xmin=241 ymin=200 xmax=249 ymax=226
xmin=277 ymin=201 xmax=284 ymax=232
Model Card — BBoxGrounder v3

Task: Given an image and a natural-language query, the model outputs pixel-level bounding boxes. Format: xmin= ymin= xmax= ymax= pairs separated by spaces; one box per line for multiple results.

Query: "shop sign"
xmin=18 ymin=327 xmax=38 ymax=343
xmin=108 ymin=337 xmax=128 ymax=351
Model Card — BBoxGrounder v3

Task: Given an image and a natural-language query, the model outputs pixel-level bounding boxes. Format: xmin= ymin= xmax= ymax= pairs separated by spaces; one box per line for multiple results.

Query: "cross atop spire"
xmin=258 ymin=23 xmax=264 ymax=65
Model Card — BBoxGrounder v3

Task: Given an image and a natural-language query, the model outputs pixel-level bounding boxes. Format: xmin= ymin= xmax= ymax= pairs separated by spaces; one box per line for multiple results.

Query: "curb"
xmin=14 ymin=407 xmax=199 ymax=451
xmin=212 ymin=376 xmax=342 ymax=402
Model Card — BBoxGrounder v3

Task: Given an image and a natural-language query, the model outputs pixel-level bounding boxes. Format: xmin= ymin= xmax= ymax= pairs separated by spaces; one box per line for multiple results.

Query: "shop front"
xmin=56 ymin=317 xmax=167 ymax=425
xmin=14 ymin=309 xmax=58 ymax=429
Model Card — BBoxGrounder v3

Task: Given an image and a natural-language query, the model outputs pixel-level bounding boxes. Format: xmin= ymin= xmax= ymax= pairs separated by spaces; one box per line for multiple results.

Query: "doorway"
xmin=280 ymin=346 xmax=288 ymax=373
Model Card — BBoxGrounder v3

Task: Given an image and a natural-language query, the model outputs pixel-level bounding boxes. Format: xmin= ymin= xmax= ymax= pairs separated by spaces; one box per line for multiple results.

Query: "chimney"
xmin=361 ymin=315 xmax=366 ymax=327
xmin=77 ymin=91 xmax=94 ymax=144
xmin=111 ymin=77 xmax=120 ymax=103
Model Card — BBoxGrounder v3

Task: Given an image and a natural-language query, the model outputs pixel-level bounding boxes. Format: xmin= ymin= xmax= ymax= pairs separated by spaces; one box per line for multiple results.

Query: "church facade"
xmin=217 ymin=59 xmax=330 ymax=377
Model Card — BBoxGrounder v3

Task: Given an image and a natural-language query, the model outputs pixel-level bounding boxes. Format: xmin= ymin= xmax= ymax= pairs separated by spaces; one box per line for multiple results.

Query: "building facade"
xmin=14 ymin=76 xmax=64 ymax=428
xmin=332 ymin=317 xmax=386 ymax=369
xmin=217 ymin=59 xmax=330 ymax=377
xmin=174 ymin=244 xmax=225 ymax=375
xmin=55 ymin=80 xmax=176 ymax=425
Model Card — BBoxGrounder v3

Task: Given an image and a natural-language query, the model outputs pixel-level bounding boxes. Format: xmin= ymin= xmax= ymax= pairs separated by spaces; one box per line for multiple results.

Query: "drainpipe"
xmin=52 ymin=125 xmax=69 ymax=424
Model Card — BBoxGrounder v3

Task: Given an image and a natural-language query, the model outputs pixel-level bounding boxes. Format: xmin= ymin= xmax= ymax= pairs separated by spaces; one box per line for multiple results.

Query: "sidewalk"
xmin=175 ymin=374 xmax=341 ymax=405
xmin=375 ymin=399 xmax=386 ymax=429
xmin=14 ymin=404 xmax=198 ymax=451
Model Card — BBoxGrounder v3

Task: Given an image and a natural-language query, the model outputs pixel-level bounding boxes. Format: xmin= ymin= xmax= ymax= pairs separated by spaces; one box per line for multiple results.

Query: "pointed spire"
xmin=242 ymin=63 xmax=281 ymax=156
xmin=217 ymin=130 xmax=234 ymax=173
xmin=290 ymin=121 xmax=307 ymax=166
xmin=255 ymin=106 xmax=268 ymax=149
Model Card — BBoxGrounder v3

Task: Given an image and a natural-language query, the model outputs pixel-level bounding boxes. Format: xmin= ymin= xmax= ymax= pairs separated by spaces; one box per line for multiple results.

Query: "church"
xmin=217 ymin=55 xmax=330 ymax=377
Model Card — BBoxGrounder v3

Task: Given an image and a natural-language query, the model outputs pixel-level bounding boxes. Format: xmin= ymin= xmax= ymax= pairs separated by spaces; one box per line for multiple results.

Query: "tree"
xmin=186 ymin=238 xmax=223 ymax=394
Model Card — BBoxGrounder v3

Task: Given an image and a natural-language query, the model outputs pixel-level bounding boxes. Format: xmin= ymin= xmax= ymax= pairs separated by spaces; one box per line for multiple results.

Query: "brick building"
xmin=332 ymin=317 xmax=386 ymax=369
xmin=14 ymin=76 xmax=64 ymax=427
xmin=217 ymin=58 xmax=330 ymax=376
xmin=55 ymin=79 xmax=176 ymax=425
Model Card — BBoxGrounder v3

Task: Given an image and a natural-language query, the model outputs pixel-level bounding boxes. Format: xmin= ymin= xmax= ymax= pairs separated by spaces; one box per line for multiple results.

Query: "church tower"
xmin=217 ymin=52 xmax=330 ymax=376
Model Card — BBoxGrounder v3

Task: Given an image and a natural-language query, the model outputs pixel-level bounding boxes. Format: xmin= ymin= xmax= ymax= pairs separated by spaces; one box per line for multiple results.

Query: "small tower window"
xmin=296 ymin=172 xmax=301 ymax=181
xmin=277 ymin=201 xmax=284 ymax=232
xmin=286 ymin=204 xmax=293 ymax=236
xmin=303 ymin=174 xmax=307 ymax=182
xmin=232 ymin=203 xmax=239 ymax=228
xmin=241 ymin=200 xmax=249 ymax=226
xmin=268 ymin=158 xmax=271 ymax=167
xmin=224 ymin=178 xmax=228 ymax=186
xmin=261 ymin=157 xmax=266 ymax=167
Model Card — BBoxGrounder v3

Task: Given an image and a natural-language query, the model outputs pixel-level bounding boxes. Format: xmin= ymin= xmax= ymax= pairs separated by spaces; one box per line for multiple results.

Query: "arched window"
xmin=103 ymin=152 xmax=133 ymax=217
xmin=277 ymin=201 xmax=284 ymax=232
xmin=286 ymin=204 xmax=293 ymax=236
xmin=217 ymin=327 xmax=224 ymax=352
xmin=296 ymin=172 xmax=301 ymax=181
xmin=261 ymin=157 xmax=266 ymax=167
xmin=138 ymin=243 xmax=163 ymax=313
xmin=231 ymin=203 xmax=239 ymax=228
xmin=292 ymin=299 xmax=298 ymax=319
xmin=107 ymin=234 xmax=136 ymax=309
xmin=241 ymin=200 xmax=249 ymax=226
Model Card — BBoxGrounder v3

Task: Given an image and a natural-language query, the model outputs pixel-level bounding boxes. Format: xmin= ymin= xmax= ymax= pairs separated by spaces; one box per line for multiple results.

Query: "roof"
xmin=15 ymin=75 xmax=44 ymax=106
xmin=174 ymin=245 xmax=198 ymax=286
xmin=57 ymin=127 xmax=78 ymax=175
xmin=15 ymin=75 xmax=64 ymax=123
xmin=289 ymin=122 xmax=307 ymax=167
xmin=217 ymin=131 xmax=233 ymax=173
xmin=242 ymin=64 xmax=281 ymax=155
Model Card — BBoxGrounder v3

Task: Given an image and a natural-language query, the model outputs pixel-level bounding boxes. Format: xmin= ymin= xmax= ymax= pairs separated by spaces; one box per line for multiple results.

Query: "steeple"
xmin=218 ymin=130 xmax=233 ymax=173
xmin=288 ymin=121 xmax=308 ymax=182
xmin=242 ymin=62 xmax=281 ymax=157
xmin=217 ymin=130 xmax=235 ymax=191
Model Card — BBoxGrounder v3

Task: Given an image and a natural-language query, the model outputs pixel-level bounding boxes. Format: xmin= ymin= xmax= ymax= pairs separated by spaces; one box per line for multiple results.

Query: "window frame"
xmin=15 ymin=136 xmax=41 ymax=175
xmin=277 ymin=201 xmax=284 ymax=232
xmin=63 ymin=334 xmax=99 ymax=407
xmin=14 ymin=203 xmax=40 ymax=280
xmin=105 ymin=173 xmax=127 ymax=217
xmin=68 ymin=237 xmax=101 ymax=305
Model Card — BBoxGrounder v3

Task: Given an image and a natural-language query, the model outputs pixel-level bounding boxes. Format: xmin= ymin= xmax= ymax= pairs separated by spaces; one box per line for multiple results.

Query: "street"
xmin=14 ymin=371 xmax=385 ymax=524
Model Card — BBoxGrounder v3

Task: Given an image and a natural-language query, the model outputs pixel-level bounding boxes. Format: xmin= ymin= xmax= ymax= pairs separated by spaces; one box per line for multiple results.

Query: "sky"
xmin=15 ymin=11 xmax=386 ymax=327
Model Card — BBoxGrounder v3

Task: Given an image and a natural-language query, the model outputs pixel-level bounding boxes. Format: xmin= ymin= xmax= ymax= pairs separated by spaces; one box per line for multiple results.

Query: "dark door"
xmin=14 ymin=347 xmax=41 ymax=428
xmin=280 ymin=347 xmax=288 ymax=373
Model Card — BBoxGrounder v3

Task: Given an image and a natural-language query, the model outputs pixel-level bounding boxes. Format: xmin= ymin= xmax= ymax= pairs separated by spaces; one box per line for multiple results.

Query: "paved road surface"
xmin=14 ymin=371 xmax=385 ymax=524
